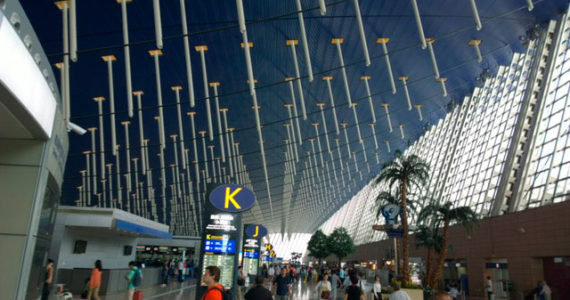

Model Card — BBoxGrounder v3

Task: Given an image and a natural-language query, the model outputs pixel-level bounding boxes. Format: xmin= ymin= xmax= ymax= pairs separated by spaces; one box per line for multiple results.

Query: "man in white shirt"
xmin=268 ymin=264 xmax=275 ymax=281
xmin=486 ymin=276 xmax=494 ymax=300
xmin=389 ymin=282 xmax=411 ymax=300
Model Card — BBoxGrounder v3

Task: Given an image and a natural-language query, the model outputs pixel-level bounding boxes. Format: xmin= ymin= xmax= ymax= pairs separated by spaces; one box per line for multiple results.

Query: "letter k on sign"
xmin=224 ymin=187 xmax=242 ymax=209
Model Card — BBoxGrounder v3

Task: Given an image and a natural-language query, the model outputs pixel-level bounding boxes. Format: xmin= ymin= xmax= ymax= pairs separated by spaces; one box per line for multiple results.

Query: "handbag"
xmin=320 ymin=291 xmax=331 ymax=299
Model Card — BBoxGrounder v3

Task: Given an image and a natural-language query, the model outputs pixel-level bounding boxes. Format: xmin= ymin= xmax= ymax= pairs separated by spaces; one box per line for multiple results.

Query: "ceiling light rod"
xmin=361 ymin=138 xmax=368 ymax=162
xmin=414 ymin=104 xmax=423 ymax=121
xmin=152 ymin=0 xmax=163 ymax=49
xmin=187 ymin=112 xmax=200 ymax=184
xmin=236 ymin=0 xmax=273 ymax=216
xmin=381 ymin=103 xmax=393 ymax=132
xmin=410 ymin=0 xmax=427 ymax=49
xmin=316 ymin=103 xmax=332 ymax=154
xmin=284 ymin=123 xmax=299 ymax=162
xmin=172 ymin=86 xmax=187 ymax=169
xmin=470 ymin=40 xmax=483 ymax=63
xmin=332 ymin=38 xmax=353 ymax=106
xmin=88 ymin=128 xmax=98 ymax=195
xmin=283 ymin=105 xmax=299 ymax=160
xmin=308 ymin=140 xmax=321 ymax=179
xmin=83 ymin=152 xmax=91 ymax=205
xmin=69 ymin=0 xmax=77 ymax=61
xmin=385 ymin=139 xmax=391 ymax=153
xmin=318 ymin=0 xmax=326 ymax=15
xmin=210 ymin=82 xmax=226 ymax=162
xmin=195 ymin=45 xmax=214 ymax=141
xmin=294 ymin=0 xmax=314 ymax=82
xmin=352 ymin=151 xmax=359 ymax=172
xmin=426 ymin=38 xmax=440 ymax=79
xmin=178 ymin=0 xmax=195 ymax=108
xmin=399 ymin=124 xmax=405 ymax=139
xmin=375 ymin=152 xmax=380 ymax=164
xmin=94 ymin=97 xmax=106 ymax=182
xmin=469 ymin=0 xmax=483 ymax=31
xmin=149 ymin=50 xmax=166 ymax=149
xmin=438 ymin=77 xmax=448 ymax=97
xmin=376 ymin=38 xmax=397 ymax=94
xmin=361 ymin=76 xmax=377 ymax=123
xmin=102 ymin=55 xmax=118 ymax=156
xmin=369 ymin=123 xmax=379 ymax=149
xmin=399 ymin=76 xmax=413 ymax=111
xmin=312 ymin=122 xmax=326 ymax=168
xmin=118 ymin=0 xmax=134 ymax=117
xmin=106 ymin=164 xmax=113 ymax=208
xmin=133 ymin=91 xmax=146 ymax=174
xmin=351 ymin=103 xmax=363 ymax=143
xmin=121 ymin=121 xmax=132 ymax=194
xmin=352 ymin=0 xmax=371 ymax=66
xmin=208 ymin=145 xmax=217 ymax=182
xmin=220 ymin=108 xmax=234 ymax=177
xmin=115 ymin=145 xmax=122 ymax=207
xmin=527 ymin=0 xmax=534 ymax=11
xmin=56 ymin=2 xmax=71 ymax=127
xmin=318 ymin=79 xmax=339 ymax=135
xmin=154 ymin=115 xmax=167 ymax=218
xmin=199 ymin=131 xmax=210 ymax=181
xmin=286 ymin=41 xmax=308 ymax=119
xmin=340 ymin=122 xmax=352 ymax=158
xmin=286 ymin=79 xmax=303 ymax=143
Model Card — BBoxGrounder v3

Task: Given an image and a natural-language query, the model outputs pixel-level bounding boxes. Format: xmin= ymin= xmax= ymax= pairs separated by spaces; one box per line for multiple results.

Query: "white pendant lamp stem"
xmin=294 ymin=0 xmax=314 ymax=82
xmin=230 ymin=132 xmax=240 ymax=183
xmin=377 ymin=38 xmax=397 ymax=94
xmin=312 ymin=123 xmax=325 ymax=167
xmin=208 ymin=145 xmax=216 ymax=182
xmin=220 ymin=109 xmax=234 ymax=177
xmin=341 ymin=123 xmax=352 ymax=158
xmin=88 ymin=128 xmax=98 ymax=194
xmin=196 ymin=46 xmax=214 ymax=141
xmin=199 ymin=131 xmax=210 ymax=181
xmin=375 ymin=152 xmax=380 ymax=164
xmin=119 ymin=0 xmax=134 ymax=117
xmin=400 ymin=76 xmax=413 ymax=111
xmin=285 ymin=124 xmax=299 ymax=162
xmin=84 ymin=152 xmax=91 ymax=204
xmin=106 ymin=164 xmax=113 ymax=208
xmin=410 ymin=0 xmax=427 ymax=49
xmin=351 ymin=103 xmax=363 ymax=142
xmin=352 ymin=0 xmax=371 ymax=66
xmin=334 ymin=139 xmax=344 ymax=171
xmin=157 ymin=135 xmax=167 ymax=220
xmin=399 ymin=124 xmax=405 ymax=139
xmin=287 ymin=41 xmax=307 ymax=119
xmin=361 ymin=140 xmax=368 ymax=162
xmin=286 ymin=80 xmax=303 ymax=143
xmin=115 ymin=145 xmax=122 ymax=208
xmin=56 ymin=1 xmax=71 ymax=126
xmin=352 ymin=152 xmax=359 ymax=172
xmin=179 ymin=0 xmax=195 ymax=107
xmin=361 ymin=76 xmax=377 ymax=123
xmin=172 ymin=86 xmax=187 ymax=169
xmin=210 ymin=83 xmax=226 ymax=162
xmin=134 ymin=91 xmax=146 ymax=174
xmin=94 ymin=97 xmax=106 ymax=181
xmin=527 ymin=0 xmax=534 ymax=11
xmin=438 ymin=78 xmax=448 ymax=97
xmin=333 ymin=39 xmax=353 ymax=106
xmin=149 ymin=50 xmax=166 ymax=149
xmin=414 ymin=105 xmax=423 ymax=121
xmin=385 ymin=139 xmax=391 ymax=153
xmin=317 ymin=103 xmax=332 ymax=154
xmin=133 ymin=158 xmax=140 ymax=213
xmin=122 ymin=121 xmax=132 ymax=194
xmin=188 ymin=112 xmax=200 ymax=184
xmin=323 ymin=77 xmax=340 ymax=134
xmin=318 ymin=0 xmax=326 ymax=15
xmin=470 ymin=40 xmax=483 ymax=63
xmin=469 ymin=0 xmax=483 ymax=30
xmin=369 ymin=123 xmax=379 ymax=149
xmin=284 ymin=105 xmax=299 ymax=161
xmin=426 ymin=39 xmax=440 ymax=79
xmin=152 ymin=0 xmax=163 ymax=49
xmin=382 ymin=104 xmax=393 ymax=132
xmin=103 ymin=55 xmax=118 ymax=156
xmin=69 ymin=0 xmax=77 ymax=62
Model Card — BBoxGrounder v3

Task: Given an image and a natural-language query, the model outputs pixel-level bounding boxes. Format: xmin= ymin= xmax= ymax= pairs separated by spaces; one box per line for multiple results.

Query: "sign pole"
xmin=393 ymin=237 xmax=398 ymax=276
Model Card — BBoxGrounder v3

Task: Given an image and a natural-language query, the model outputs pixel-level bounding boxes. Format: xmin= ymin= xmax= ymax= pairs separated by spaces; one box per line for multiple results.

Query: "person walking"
xmin=344 ymin=275 xmax=365 ymax=300
xmin=331 ymin=270 xmax=343 ymax=300
xmin=237 ymin=266 xmax=246 ymax=300
xmin=486 ymin=276 xmax=493 ymax=300
xmin=201 ymin=266 xmax=224 ymax=300
xmin=178 ymin=259 xmax=185 ymax=282
xmin=316 ymin=273 xmax=333 ymax=299
xmin=245 ymin=276 xmax=273 ymax=300
xmin=273 ymin=267 xmax=291 ymax=300
xmin=373 ymin=275 xmax=382 ymax=300
xmin=161 ymin=260 xmax=169 ymax=287
xmin=41 ymin=259 xmax=54 ymax=300
xmin=538 ymin=280 xmax=551 ymax=300
xmin=267 ymin=264 xmax=275 ymax=282
xmin=86 ymin=260 xmax=103 ymax=300
xmin=125 ymin=261 xmax=142 ymax=300
xmin=389 ymin=282 xmax=411 ymax=300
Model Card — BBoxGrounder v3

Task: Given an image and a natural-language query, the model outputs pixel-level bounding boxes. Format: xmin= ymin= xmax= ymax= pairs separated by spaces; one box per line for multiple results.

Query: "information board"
xmin=196 ymin=184 xmax=243 ymax=300
xmin=241 ymin=224 xmax=262 ymax=277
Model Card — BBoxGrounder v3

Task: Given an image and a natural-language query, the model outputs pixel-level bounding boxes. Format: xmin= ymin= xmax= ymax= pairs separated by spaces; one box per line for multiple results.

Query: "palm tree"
xmin=414 ymin=225 xmax=443 ymax=287
xmin=375 ymin=151 xmax=430 ymax=283
xmin=418 ymin=201 xmax=478 ymax=288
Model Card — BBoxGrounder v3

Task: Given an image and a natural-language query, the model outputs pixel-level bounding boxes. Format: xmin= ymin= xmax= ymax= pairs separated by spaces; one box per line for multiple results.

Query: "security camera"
xmin=67 ymin=122 xmax=87 ymax=135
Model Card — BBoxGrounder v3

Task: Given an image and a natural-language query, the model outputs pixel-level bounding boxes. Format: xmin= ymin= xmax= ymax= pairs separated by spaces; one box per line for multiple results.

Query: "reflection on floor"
xmin=91 ymin=277 xmax=351 ymax=300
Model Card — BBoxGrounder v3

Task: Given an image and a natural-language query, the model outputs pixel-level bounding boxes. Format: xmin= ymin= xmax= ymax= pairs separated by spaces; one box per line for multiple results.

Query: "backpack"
xmin=210 ymin=286 xmax=231 ymax=300
xmin=132 ymin=268 xmax=142 ymax=287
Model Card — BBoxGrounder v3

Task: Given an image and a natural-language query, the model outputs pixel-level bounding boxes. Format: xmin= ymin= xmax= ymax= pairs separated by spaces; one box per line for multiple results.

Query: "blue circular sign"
xmin=209 ymin=184 xmax=256 ymax=213
xmin=245 ymin=224 xmax=268 ymax=238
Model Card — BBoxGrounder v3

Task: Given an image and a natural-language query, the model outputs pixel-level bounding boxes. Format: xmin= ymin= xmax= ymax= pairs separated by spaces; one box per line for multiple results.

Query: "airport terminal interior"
xmin=1 ymin=0 xmax=570 ymax=299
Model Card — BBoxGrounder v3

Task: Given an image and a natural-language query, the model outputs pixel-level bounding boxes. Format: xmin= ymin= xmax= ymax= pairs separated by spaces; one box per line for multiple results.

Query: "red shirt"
xmin=201 ymin=283 xmax=224 ymax=300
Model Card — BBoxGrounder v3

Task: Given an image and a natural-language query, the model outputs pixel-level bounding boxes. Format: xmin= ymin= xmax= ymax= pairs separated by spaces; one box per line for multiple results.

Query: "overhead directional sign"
xmin=245 ymin=224 xmax=268 ymax=238
xmin=209 ymin=184 xmax=256 ymax=213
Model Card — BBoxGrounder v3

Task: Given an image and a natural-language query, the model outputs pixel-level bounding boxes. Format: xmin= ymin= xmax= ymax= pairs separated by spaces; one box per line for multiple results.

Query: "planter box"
xmin=381 ymin=289 xmax=424 ymax=300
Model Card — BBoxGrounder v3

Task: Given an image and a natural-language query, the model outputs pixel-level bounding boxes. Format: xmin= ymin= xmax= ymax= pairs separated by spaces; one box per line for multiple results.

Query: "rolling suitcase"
xmin=133 ymin=290 xmax=143 ymax=300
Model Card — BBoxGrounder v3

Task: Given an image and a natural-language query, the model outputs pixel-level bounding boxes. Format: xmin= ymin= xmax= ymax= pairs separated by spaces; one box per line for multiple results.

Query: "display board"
xmin=196 ymin=184 xmax=246 ymax=300
xmin=241 ymin=226 xmax=261 ymax=277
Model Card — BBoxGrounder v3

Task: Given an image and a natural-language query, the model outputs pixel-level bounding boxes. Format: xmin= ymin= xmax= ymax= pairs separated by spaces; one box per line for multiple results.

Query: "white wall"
xmin=56 ymin=227 xmax=137 ymax=270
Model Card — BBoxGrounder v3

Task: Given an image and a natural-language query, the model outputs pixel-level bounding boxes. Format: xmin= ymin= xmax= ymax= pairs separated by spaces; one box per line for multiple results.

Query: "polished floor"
xmin=83 ymin=277 xmax=353 ymax=300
